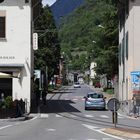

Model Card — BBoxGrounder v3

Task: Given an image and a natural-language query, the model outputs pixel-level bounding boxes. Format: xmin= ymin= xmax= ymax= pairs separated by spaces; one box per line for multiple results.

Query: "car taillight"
xmin=86 ymin=98 xmax=91 ymax=102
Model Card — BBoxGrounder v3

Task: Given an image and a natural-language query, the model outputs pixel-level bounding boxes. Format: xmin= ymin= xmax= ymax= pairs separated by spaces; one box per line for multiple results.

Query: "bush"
xmin=0 ymin=96 xmax=13 ymax=109
xmin=105 ymin=88 xmax=114 ymax=94
xmin=5 ymin=96 xmax=13 ymax=108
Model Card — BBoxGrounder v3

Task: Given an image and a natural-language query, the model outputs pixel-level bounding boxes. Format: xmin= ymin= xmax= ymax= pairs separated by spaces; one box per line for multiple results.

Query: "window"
xmin=0 ymin=16 xmax=5 ymax=38
xmin=122 ymin=38 xmax=125 ymax=64
xmin=88 ymin=93 xmax=103 ymax=98
xmin=126 ymin=32 xmax=128 ymax=60
xmin=119 ymin=44 xmax=121 ymax=65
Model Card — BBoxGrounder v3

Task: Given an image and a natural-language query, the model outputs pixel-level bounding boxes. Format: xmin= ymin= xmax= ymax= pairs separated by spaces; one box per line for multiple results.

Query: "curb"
xmin=103 ymin=127 xmax=140 ymax=139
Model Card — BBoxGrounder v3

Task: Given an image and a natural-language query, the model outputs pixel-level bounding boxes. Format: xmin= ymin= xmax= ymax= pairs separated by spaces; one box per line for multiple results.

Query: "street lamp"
xmin=92 ymin=40 xmax=96 ymax=43
xmin=98 ymin=24 xmax=104 ymax=29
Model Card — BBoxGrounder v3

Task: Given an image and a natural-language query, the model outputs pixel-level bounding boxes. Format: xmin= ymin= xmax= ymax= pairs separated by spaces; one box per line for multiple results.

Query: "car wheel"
xmin=85 ymin=107 xmax=88 ymax=110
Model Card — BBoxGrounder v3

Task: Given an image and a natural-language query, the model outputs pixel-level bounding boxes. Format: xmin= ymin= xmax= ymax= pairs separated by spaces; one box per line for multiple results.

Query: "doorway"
xmin=0 ymin=74 xmax=12 ymax=98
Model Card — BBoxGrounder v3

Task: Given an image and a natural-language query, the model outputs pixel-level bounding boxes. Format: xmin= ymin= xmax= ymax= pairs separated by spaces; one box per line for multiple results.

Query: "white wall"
xmin=119 ymin=0 xmax=140 ymax=101
xmin=0 ymin=0 xmax=32 ymax=112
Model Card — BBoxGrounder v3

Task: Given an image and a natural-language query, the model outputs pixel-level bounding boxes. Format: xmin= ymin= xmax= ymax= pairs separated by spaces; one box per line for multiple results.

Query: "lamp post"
xmin=98 ymin=24 xmax=104 ymax=29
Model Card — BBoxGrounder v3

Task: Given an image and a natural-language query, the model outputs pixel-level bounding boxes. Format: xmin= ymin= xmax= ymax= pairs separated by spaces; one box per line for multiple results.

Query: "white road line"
xmin=56 ymin=114 xmax=62 ymax=117
xmin=73 ymin=99 xmax=78 ymax=101
xmin=0 ymin=125 xmax=12 ymax=130
xmin=40 ymin=114 xmax=49 ymax=118
xmin=100 ymin=115 xmax=109 ymax=119
xmin=87 ymin=139 xmax=97 ymax=140
xmin=102 ymin=138 xmax=115 ymax=140
xmin=82 ymin=124 xmax=99 ymax=129
xmin=46 ymin=128 xmax=56 ymax=132
xmin=85 ymin=114 xmax=94 ymax=118
xmin=70 ymin=114 xmax=77 ymax=118
xmin=97 ymin=129 xmax=126 ymax=140
xmin=118 ymin=116 xmax=124 ymax=119
xmin=82 ymin=124 xmax=126 ymax=140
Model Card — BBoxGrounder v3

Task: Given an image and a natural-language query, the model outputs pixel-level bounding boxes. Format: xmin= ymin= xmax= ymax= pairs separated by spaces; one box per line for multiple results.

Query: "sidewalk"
xmin=103 ymin=127 xmax=140 ymax=139
xmin=89 ymin=85 xmax=140 ymax=139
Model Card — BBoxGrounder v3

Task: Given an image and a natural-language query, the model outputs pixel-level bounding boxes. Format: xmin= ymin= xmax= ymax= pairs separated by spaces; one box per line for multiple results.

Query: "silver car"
xmin=74 ymin=82 xmax=81 ymax=88
xmin=84 ymin=92 xmax=106 ymax=110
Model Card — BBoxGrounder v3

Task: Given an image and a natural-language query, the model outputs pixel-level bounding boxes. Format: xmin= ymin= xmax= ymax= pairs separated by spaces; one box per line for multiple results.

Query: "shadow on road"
xmin=40 ymin=100 xmax=81 ymax=113
xmin=31 ymin=99 xmax=81 ymax=114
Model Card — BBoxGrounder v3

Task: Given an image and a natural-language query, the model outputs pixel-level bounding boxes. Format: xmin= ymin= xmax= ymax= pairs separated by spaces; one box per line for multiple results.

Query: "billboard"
xmin=131 ymin=71 xmax=140 ymax=94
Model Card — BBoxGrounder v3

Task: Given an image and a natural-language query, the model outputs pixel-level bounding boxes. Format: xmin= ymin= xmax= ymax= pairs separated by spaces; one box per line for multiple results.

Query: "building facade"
xmin=118 ymin=0 xmax=140 ymax=114
xmin=89 ymin=62 xmax=96 ymax=86
xmin=0 ymin=0 xmax=33 ymax=113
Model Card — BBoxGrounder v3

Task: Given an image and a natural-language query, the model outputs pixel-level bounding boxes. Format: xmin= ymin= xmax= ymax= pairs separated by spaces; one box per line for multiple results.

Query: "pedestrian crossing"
xmin=39 ymin=113 xmax=125 ymax=119
xmin=67 ymin=138 xmax=119 ymax=140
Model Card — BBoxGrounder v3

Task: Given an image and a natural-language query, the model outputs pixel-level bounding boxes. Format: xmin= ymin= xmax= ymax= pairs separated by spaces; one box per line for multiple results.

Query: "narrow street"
xmin=0 ymin=85 xmax=140 ymax=140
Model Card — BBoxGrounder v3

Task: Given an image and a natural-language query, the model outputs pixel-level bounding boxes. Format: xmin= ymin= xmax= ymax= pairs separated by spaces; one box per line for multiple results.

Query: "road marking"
xmin=46 ymin=128 xmax=56 ymax=132
xmin=56 ymin=114 xmax=62 ymax=117
xmin=82 ymin=124 xmax=99 ymax=129
xmin=40 ymin=114 xmax=49 ymax=118
xmin=100 ymin=115 xmax=109 ymax=119
xmin=82 ymin=124 xmax=126 ymax=140
xmin=86 ymin=139 xmax=97 ymax=140
xmin=70 ymin=114 xmax=77 ymax=118
xmin=0 ymin=125 xmax=12 ymax=130
xmin=118 ymin=116 xmax=124 ymax=119
xmin=97 ymin=129 xmax=126 ymax=140
xmin=73 ymin=99 xmax=78 ymax=101
xmin=85 ymin=114 xmax=94 ymax=118
xmin=102 ymin=138 xmax=115 ymax=140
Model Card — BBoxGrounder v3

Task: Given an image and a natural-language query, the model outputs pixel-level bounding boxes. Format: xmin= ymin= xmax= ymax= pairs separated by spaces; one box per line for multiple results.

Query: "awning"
xmin=0 ymin=72 xmax=19 ymax=78
xmin=0 ymin=64 xmax=24 ymax=68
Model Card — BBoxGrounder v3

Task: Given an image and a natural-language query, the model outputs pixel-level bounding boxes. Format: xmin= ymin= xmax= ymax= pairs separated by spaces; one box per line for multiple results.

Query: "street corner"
xmin=118 ymin=109 xmax=140 ymax=120
xmin=102 ymin=127 xmax=140 ymax=139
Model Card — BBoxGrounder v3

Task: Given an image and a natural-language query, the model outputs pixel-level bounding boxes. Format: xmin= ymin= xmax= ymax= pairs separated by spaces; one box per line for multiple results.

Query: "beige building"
xmin=118 ymin=0 xmax=140 ymax=114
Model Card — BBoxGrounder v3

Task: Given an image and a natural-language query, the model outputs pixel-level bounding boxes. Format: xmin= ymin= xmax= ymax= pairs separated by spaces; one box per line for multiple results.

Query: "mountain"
xmin=50 ymin=0 xmax=85 ymax=25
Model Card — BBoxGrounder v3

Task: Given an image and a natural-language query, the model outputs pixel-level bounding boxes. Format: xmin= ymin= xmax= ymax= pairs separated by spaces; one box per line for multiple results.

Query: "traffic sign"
xmin=33 ymin=33 xmax=38 ymax=50
xmin=131 ymin=71 xmax=140 ymax=83
xmin=107 ymin=98 xmax=120 ymax=112
xmin=34 ymin=70 xmax=41 ymax=79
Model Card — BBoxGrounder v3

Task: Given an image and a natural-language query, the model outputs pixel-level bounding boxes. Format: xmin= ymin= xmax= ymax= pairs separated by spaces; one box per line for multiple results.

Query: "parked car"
xmin=74 ymin=82 xmax=81 ymax=88
xmin=84 ymin=92 xmax=106 ymax=110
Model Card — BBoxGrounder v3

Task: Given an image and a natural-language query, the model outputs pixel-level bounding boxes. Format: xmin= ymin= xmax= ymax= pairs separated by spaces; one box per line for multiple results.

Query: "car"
xmin=74 ymin=82 xmax=81 ymax=88
xmin=84 ymin=92 xmax=106 ymax=110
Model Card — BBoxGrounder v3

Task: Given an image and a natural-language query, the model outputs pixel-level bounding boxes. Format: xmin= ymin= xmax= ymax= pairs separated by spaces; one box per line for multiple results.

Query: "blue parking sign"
xmin=131 ymin=71 xmax=140 ymax=83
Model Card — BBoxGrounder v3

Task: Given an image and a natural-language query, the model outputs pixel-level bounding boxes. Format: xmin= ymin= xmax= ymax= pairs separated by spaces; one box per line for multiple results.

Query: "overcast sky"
xmin=42 ymin=0 xmax=56 ymax=6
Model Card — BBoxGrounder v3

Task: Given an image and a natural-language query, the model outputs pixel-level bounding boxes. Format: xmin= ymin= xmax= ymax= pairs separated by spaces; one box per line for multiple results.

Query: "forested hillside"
xmin=59 ymin=0 xmax=118 ymax=79
xmin=51 ymin=0 xmax=85 ymax=25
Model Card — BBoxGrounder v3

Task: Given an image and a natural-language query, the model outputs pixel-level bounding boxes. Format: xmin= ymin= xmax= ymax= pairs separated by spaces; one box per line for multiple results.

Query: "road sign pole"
xmin=114 ymin=100 xmax=116 ymax=127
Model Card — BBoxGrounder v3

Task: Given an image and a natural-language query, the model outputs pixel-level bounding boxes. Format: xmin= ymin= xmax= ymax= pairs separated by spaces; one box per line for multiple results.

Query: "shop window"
xmin=0 ymin=16 xmax=5 ymax=38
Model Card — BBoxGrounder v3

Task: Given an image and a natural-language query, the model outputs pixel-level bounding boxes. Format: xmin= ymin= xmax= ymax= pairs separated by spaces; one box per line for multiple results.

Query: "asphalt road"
xmin=0 ymin=84 xmax=140 ymax=140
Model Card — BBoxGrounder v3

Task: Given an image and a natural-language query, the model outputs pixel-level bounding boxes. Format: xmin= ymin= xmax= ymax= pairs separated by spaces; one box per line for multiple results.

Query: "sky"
xmin=42 ymin=0 xmax=56 ymax=6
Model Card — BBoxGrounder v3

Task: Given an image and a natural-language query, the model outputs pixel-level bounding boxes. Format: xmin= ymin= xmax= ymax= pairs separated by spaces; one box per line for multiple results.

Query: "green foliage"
xmin=34 ymin=5 xmax=60 ymax=82
xmin=104 ymin=88 xmax=114 ymax=94
xmin=59 ymin=0 xmax=118 ymax=78
xmin=0 ymin=96 xmax=13 ymax=109
xmin=5 ymin=96 xmax=13 ymax=108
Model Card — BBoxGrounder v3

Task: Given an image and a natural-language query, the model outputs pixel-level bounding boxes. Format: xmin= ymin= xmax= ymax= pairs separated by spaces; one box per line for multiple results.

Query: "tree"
xmin=34 ymin=5 xmax=60 ymax=84
xmin=59 ymin=0 xmax=118 ymax=79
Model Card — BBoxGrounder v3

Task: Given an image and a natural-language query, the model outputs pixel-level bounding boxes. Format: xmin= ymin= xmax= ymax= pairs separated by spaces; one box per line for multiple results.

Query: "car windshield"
xmin=87 ymin=93 xmax=103 ymax=98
